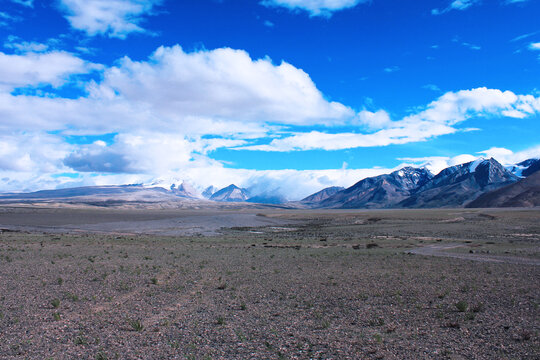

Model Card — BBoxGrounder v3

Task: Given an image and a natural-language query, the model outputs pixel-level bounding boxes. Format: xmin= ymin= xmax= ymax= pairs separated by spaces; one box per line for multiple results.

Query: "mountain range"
xmin=1 ymin=158 xmax=538 ymax=209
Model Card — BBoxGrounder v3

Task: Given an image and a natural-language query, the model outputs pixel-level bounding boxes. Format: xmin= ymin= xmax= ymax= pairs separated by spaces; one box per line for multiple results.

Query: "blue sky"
xmin=0 ymin=0 xmax=539 ymax=199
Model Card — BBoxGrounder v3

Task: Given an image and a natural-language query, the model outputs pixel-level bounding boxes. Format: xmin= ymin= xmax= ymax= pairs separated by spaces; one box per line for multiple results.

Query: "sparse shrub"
xmin=51 ymin=299 xmax=60 ymax=309
xmin=53 ymin=312 xmax=61 ymax=321
xmin=129 ymin=319 xmax=144 ymax=331
xmin=57 ymin=277 xmax=63 ymax=285
xmin=150 ymin=277 xmax=158 ymax=285
xmin=74 ymin=335 xmax=88 ymax=345
xmin=321 ymin=320 xmax=330 ymax=329
xmin=66 ymin=293 xmax=78 ymax=302
xmin=95 ymin=352 xmax=108 ymax=360
xmin=455 ymin=301 xmax=468 ymax=312
xmin=216 ymin=316 xmax=225 ymax=325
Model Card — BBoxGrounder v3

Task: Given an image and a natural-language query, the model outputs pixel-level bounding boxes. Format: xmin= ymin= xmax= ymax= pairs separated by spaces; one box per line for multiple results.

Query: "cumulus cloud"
xmin=261 ymin=0 xmax=368 ymax=17
xmin=91 ymin=45 xmax=353 ymax=126
xmin=239 ymin=88 xmax=540 ymax=152
xmin=0 ymin=45 xmax=350 ymax=135
xmin=59 ymin=0 xmax=161 ymax=38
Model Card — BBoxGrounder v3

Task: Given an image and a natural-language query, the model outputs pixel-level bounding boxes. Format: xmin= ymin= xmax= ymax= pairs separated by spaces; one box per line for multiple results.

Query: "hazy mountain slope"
xmin=301 ymin=186 xmax=344 ymax=204
xmin=399 ymin=158 xmax=518 ymax=208
xmin=466 ymin=169 xmax=540 ymax=208
xmin=209 ymin=184 xmax=250 ymax=202
xmin=0 ymin=185 xmax=170 ymax=199
xmin=202 ymin=186 xmax=217 ymax=199
xmin=170 ymin=182 xmax=201 ymax=198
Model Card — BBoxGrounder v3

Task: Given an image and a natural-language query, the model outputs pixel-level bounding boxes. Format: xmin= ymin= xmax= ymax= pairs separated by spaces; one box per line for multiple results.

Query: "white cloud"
xmin=479 ymin=145 xmax=540 ymax=165
xmin=356 ymin=109 xmax=391 ymax=130
xmin=238 ymin=88 xmax=540 ymax=152
xmin=400 ymin=144 xmax=540 ymax=175
xmin=0 ymin=45 xmax=351 ymax=136
xmin=432 ymin=0 xmax=479 ymax=15
xmin=261 ymin=0 xmax=368 ymax=17
xmin=529 ymin=42 xmax=540 ymax=50
xmin=0 ymin=50 xmax=99 ymax=91
xmin=0 ymin=133 xmax=72 ymax=173
xmin=383 ymin=66 xmax=399 ymax=73
xmin=91 ymin=45 xmax=353 ymax=126
xmin=511 ymin=31 xmax=539 ymax=42
xmin=59 ymin=0 xmax=161 ymax=39
xmin=423 ymin=84 xmax=441 ymax=92
xmin=462 ymin=42 xmax=481 ymax=50
xmin=4 ymin=40 xmax=48 ymax=53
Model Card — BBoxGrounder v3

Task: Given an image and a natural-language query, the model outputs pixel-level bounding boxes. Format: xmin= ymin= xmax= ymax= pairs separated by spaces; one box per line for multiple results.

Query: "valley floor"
xmin=0 ymin=207 xmax=538 ymax=359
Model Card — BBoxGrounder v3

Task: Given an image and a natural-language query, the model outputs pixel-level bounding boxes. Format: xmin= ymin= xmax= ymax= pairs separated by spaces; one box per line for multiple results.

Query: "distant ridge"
xmin=0 ymin=157 xmax=538 ymax=209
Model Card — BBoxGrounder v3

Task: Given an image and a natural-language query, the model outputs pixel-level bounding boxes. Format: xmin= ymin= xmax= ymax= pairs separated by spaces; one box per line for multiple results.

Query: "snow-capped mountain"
xmin=399 ymin=158 xmax=518 ymax=208
xmin=319 ymin=167 xmax=433 ymax=209
xmin=507 ymin=158 xmax=540 ymax=178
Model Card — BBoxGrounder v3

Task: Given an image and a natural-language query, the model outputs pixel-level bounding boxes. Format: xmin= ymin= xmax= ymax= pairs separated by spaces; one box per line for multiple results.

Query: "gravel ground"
xmin=0 ymin=207 xmax=538 ymax=359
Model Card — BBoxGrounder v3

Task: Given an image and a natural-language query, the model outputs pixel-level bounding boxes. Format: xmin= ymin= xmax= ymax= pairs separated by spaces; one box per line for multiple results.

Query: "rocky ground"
xmin=0 ymin=207 xmax=538 ymax=359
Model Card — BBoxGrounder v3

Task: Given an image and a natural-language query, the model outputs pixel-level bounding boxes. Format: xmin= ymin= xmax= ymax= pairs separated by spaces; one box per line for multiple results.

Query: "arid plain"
xmin=0 ymin=206 xmax=538 ymax=359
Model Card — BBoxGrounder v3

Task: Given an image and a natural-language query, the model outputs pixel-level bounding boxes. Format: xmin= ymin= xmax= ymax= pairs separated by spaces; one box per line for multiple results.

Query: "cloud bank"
xmin=0 ymin=44 xmax=539 ymax=198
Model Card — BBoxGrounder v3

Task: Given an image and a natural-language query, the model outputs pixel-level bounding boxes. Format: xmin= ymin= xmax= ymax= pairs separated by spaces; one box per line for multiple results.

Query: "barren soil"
xmin=0 ymin=207 xmax=538 ymax=359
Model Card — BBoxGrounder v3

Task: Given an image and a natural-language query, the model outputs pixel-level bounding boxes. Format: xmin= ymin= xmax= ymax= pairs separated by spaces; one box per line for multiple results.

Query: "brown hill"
xmin=466 ymin=170 xmax=540 ymax=208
